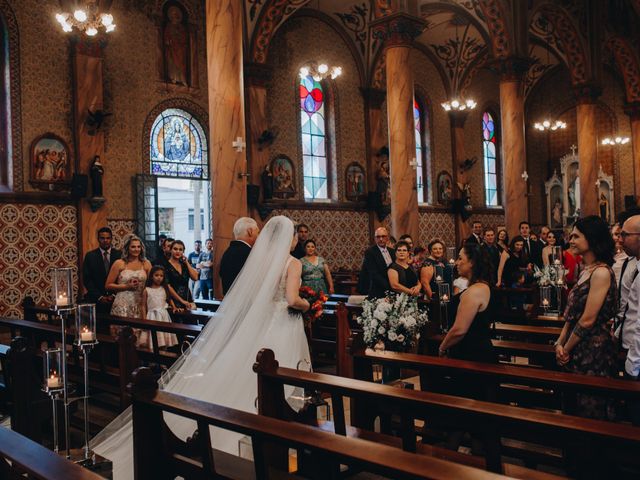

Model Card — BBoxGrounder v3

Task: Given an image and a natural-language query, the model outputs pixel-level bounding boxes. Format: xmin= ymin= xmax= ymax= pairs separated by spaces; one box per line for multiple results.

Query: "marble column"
xmin=575 ymin=86 xmax=602 ymax=217
xmin=362 ymin=87 xmax=387 ymax=236
xmin=449 ymin=112 xmax=470 ymax=243
xmin=245 ymin=62 xmax=272 ymax=223
xmin=625 ymin=101 xmax=640 ymax=201
xmin=372 ymin=14 xmax=424 ymax=242
xmin=206 ymin=0 xmax=248 ymax=297
xmin=72 ymin=41 xmax=107 ymax=260
xmin=497 ymin=60 xmax=528 ymax=237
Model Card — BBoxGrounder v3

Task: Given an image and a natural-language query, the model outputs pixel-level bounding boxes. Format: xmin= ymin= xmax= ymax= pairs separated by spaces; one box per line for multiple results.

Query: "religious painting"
xmin=376 ymin=160 xmax=391 ymax=205
xmin=436 ymin=170 xmax=453 ymax=205
xmin=150 ymin=108 xmax=208 ymax=179
xmin=345 ymin=162 xmax=366 ymax=201
xmin=159 ymin=1 xmax=197 ymax=88
xmin=271 ymin=155 xmax=296 ymax=199
xmin=545 ymin=171 xmax=564 ymax=229
xmin=29 ymin=134 xmax=71 ymax=191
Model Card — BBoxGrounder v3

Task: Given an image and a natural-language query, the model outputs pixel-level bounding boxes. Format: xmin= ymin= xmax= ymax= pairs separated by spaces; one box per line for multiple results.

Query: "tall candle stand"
xmin=438 ymin=283 xmax=450 ymax=333
xmin=554 ymin=266 xmax=565 ymax=317
xmin=540 ymin=285 xmax=552 ymax=314
xmin=42 ymin=348 xmax=64 ymax=453
xmin=75 ymin=304 xmax=98 ymax=463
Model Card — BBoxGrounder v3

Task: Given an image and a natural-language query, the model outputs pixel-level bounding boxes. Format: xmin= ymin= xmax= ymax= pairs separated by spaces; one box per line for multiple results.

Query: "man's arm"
xmin=364 ymin=249 xmax=389 ymax=291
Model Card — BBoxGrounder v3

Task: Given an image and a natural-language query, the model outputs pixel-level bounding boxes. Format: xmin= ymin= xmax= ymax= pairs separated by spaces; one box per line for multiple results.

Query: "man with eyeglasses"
xmin=358 ymin=227 xmax=395 ymax=298
xmin=616 ymin=213 xmax=640 ymax=425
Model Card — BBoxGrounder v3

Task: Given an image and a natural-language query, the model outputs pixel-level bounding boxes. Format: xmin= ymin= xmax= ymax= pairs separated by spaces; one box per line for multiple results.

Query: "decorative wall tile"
xmin=107 ymin=219 xmax=136 ymax=250
xmin=418 ymin=212 xmax=456 ymax=248
xmin=0 ymin=203 xmax=78 ymax=317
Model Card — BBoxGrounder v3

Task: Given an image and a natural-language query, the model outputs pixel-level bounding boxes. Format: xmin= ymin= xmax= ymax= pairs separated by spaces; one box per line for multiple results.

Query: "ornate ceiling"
xmin=240 ymin=0 xmax=640 ymax=101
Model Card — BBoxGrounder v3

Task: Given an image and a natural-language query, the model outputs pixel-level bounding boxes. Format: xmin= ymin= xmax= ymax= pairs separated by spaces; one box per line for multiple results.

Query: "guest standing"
xmin=301 ymin=240 xmax=334 ymax=294
xmin=464 ymin=221 xmax=483 ymax=246
xmin=388 ymin=241 xmax=421 ymax=296
xmin=219 ymin=217 xmax=260 ymax=295
xmin=187 ymin=240 xmax=202 ymax=299
xmin=419 ymin=240 xmax=447 ymax=300
xmin=496 ymin=236 xmax=529 ymax=287
xmin=496 ymin=228 xmax=509 ymax=253
xmin=611 ymin=223 xmax=628 ymax=285
xmin=291 ymin=224 xmax=310 ymax=259
xmin=166 ymin=240 xmax=199 ymax=310
xmin=359 ymin=227 xmax=395 ymax=298
xmin=106 ymin=234 xmax=151 ymax=318
xmin=541 ymin=230 xmax=559 ymax=266
xmin=81 ymin=227 xmax=122 ymax=313
xmin=141 ymin=266 xmax=178 ymax=349
xmin=483 ymin=228 xmax=500 ymax=285
xmin=554 ymin=216 xmax=618 ymax=420
xmin=197 ymin=239 xmax=214 ymax=299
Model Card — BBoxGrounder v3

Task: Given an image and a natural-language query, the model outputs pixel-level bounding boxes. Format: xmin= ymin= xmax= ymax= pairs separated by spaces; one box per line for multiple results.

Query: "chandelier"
xmin=534 ymin=119 xmax=567 ymax=131
xmin=299 ymin=63 xmax=342 ymax=82
xmin=601 ymin=135 xmax=630 ymax=146
xmin=56 ymin=1 xmax=116 ymax=36
xmin=441 ymin=98 xmax=477 ymax=112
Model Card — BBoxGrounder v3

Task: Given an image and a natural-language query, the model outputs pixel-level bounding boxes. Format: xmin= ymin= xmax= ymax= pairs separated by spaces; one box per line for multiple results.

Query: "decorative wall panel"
xmin=107 ymin=219 xmax=136 ymax=250
xmin=0 ymin=203 xmax=78 ymax=317
xmin=418 ymin=212 xmax=456 ymax=248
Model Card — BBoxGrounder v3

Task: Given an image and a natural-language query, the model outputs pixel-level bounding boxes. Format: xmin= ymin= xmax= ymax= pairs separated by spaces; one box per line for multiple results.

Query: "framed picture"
xmin=345 ymin=162 xmax=366 ymax=201
xmin=436 ymin=170 xmax=453 ymax=205
xmin=270 ymin=155 xmax=296 ymax=199
xmin=29 ymin=133 xmax=71 ymax=190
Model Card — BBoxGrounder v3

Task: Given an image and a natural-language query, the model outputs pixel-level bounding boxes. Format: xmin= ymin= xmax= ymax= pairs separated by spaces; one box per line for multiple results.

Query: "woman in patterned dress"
xmin=166 ymin=240 xmax=199 ymax=310
xmin=554 ymin=215 xmax=618 ymax=420
xmin=300 ymin=240 xmax=334 ymax=294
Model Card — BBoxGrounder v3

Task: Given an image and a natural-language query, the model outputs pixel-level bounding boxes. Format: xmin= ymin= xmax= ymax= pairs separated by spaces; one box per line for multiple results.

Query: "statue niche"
xmin=158 ymin=1 xmax=197 ymax=88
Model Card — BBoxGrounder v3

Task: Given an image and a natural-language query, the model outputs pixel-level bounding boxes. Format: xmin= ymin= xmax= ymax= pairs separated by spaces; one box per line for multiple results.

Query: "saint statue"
xmin=262 ymin=165 xmax=273 ymax=200
xmin=90 ymin=155 xmax=105 ymax=198
xmin=163 ymin=5 xmax=189 ymax=86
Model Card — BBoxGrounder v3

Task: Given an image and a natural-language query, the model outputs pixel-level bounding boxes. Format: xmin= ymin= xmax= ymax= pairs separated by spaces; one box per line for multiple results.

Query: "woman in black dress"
xmin=387 ymin=241 xmax=421 ymax=296
xmin=419 ymin=239 xmax=449 ymax=300
xmin=166 ymin=240 xmax=199 ymax=310
xmin=496 ymin=235 xmax=529 ymax=287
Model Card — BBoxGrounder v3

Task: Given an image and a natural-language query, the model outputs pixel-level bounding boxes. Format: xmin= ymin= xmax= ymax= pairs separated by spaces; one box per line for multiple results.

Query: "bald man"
xmin=358 ymin=227 xmax=396 ymax=298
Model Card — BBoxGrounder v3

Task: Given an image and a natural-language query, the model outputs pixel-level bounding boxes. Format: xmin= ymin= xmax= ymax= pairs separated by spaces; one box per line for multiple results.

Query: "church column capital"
xmin=573 ymin=83 xmax=602 ymax=105
xmin=624 ymin=101 xmax=640 ymax=121
xmin=488 ymin=56 xmax=531 ymax=82
xmin=244 ymin=62 xmax=272 ymax=88
xmin=360 ymin=87 xmax=386 ymax=109
xmin=370 ymin=12 xmax=425 ymax=50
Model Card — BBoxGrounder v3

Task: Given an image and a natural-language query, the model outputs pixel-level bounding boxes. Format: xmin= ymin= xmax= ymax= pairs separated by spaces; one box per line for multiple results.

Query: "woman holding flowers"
xmin=438 ymin=244 xmax=496 ymax=365
xmin=301 ymin=239 xmax=334 ymax=294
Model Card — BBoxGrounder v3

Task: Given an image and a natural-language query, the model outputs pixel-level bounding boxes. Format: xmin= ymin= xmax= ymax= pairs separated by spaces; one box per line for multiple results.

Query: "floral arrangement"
xmin=299 ymin=286 xmax=329 ymax=328
xmin=533 ymin=265 xmax=565 ymax=286
xmin=356 ymin=292 xmax=429 ymax=351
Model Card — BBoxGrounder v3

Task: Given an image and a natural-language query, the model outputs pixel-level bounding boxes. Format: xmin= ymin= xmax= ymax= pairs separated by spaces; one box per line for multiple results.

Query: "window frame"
xmin=481 ymin=109 xmax=502 ymax=208
xmin=413 ymin=95 xmax=434 ymax=205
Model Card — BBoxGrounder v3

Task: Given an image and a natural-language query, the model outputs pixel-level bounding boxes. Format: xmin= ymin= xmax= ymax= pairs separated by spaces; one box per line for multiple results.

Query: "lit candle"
xmin=80 ymin=327 xmax=94 ymax=343
xmin=448 ymin=259 xmax=455 ymax=265
xmin=47 ymin=372 xmax=62 ymax=389
xmin=553 ymin=259 xmax=561 ymax=265
xmin=542 ymin=299 xmax=549 ymax=306
xmin=557 ymin=279 xmax=564 ymax=286
xmin=441 ymin=294 xmax=449 ymax=302
xmin=56 ymin=292 xmax=69 ymax=307
xmin=436 ymin=275 xmax=442 ymax=282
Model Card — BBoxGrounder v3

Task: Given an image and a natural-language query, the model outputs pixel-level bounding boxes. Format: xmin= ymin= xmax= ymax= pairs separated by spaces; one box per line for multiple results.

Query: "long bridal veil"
xmin=92 ymin=216 xmax=309 ymax=479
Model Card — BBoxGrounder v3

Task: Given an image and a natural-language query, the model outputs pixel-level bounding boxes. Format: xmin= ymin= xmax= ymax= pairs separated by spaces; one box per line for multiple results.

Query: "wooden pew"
xmin=129 ymin=366 xmax=505 ymax=480
xmin=0 ymin=426 xmax=105 ymax=480
xmin=254 ymin=348 xmax=640 ymax=478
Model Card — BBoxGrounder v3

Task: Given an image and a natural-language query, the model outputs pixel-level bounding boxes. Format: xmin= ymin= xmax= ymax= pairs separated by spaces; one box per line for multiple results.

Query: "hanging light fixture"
xmin=601 ymin=93 xmax=630 ymax=146
xmin=55 ymin=1 xmax=116 ymax=36
xmin=533 ymin=19 xmax=566 ymax=132
xmin=299 ymin=63 xmax=342 ymax=82
xmin=441 ymin=15 xmax=476 ymax=113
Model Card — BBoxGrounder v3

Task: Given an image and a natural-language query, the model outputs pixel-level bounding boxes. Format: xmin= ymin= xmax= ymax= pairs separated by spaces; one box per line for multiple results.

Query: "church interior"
xmin=1 ymin=0 xmax=640 ymax=479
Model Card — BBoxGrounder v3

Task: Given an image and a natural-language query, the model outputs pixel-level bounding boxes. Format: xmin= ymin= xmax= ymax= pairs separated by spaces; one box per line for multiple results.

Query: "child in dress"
xmin=141 ymin=266 xmax=178 ymax=349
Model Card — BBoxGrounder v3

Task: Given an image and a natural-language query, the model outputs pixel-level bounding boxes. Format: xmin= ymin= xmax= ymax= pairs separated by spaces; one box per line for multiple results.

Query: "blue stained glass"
xmin=150 ymin=108 xmax=209 ymax=179
xmin=482 ymin=111 xmax=499 ymax=206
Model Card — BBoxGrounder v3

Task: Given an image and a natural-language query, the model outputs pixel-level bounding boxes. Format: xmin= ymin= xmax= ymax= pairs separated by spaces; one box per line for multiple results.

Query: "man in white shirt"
xmin=619 ymin=214 xmax=640 ymax=425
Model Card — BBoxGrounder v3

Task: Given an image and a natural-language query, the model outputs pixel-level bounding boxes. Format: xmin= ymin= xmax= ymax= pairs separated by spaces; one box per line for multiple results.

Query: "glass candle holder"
xmin=75 ymin=303 xmax=97 ymax=345
xmin=43 ymin=348 xmax=64 ymax=391
xmin=555 ymin=265 xmax=565 ymax=286
xmin=552 ymin=246 xmax=563 ymax=266
xmin=438 ymin=282 xmax=450 ymax=303
xmin=51 ymin=267 xmax=74 ymax=308
xmin=435 ymin=264 xmax=444 ymax=283
xmin=446 ymin=247 xmax=457 ymax=266
xmin=540 ymin=285 xmax=552 ymax=311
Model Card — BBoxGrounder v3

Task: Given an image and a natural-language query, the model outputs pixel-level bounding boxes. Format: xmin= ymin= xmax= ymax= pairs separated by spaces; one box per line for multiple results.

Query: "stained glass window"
xmin=414 ymin=98 xmax=432 ymax=204
xmin=300 ymin=75 xmax=328 ymax=200
xmin=482 ymin=111 xmax=499 ymax=206
xmin=150 ymin=108 xmax=208 ymax=179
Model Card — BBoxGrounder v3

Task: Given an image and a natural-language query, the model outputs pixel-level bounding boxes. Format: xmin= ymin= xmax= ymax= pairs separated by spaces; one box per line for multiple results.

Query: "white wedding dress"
xmin=91 ymin=216 xmax=311 ymax=479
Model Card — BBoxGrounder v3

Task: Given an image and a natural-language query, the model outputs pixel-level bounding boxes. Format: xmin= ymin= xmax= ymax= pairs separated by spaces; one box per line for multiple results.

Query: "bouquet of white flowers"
xmin=533 ymin=264 xmax=559 ymax=286
xmin=356 ymin=292 xmax=429 ymax=351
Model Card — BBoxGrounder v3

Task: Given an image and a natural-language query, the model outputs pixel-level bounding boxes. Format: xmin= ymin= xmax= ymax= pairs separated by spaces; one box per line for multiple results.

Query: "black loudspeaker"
xmin=625 ymin=195 xmax=638 ymax=211
xmin=70 ymin=174 xmax=89 ymax=199
xmin=247 ymin=184 xmax=260 ymax=207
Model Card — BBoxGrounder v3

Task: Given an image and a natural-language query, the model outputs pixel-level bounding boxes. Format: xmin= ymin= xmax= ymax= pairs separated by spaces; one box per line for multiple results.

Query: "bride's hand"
xmin=302 ymin=299 xmax=311 ymax=312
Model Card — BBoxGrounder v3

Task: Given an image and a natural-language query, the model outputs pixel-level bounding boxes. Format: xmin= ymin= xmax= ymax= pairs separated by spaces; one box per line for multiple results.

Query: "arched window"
xmin=482 ymin=111 xmax=500 ymax=207
xmin=299 ymin=75 xmax=328 ymax=200
xmin=413 ymin=98 xmax=432 ymax=204
xmin=150 ymin=108 xmax=208 ymax=179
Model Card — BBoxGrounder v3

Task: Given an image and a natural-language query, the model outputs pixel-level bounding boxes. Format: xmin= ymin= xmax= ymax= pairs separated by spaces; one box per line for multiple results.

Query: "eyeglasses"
xmin=620 ymin=231 xmax=640 ymax=239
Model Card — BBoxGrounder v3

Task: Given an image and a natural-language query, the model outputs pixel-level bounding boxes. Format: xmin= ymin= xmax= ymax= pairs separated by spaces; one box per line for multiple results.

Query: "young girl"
xmin=141 ymin=266 xmax=178 ymax=349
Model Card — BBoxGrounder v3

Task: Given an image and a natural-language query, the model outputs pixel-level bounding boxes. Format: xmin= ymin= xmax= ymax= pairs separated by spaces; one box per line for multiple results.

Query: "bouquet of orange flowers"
xmin=299 ymin=286 xmax=329 ymax=328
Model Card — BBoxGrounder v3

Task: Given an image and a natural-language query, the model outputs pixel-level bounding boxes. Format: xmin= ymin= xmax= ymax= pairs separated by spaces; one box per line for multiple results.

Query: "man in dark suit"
xmin=519 ymin=221 xmax=542 ymax=267
xmin=219 ymin=217 xmax=260 ymax=295
xmin=82 ymin=227 xmax=122 ymax=313
xmin=483 ymin=227 xmax=500 ymax=285
xmin=359 ymin=227 xmax=395 ymax=298
xmin=463 ymin=221 xmax=483 ymax=246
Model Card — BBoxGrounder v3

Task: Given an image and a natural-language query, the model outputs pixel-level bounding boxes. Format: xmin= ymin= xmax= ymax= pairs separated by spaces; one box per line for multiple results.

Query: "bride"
xmin=92 ymin=216 xmax=312 ymax=479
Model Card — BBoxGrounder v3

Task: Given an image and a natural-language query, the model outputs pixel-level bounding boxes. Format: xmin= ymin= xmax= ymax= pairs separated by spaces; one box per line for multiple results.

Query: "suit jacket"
xmin=82 ymin=248 xmax=122 ymax=303
xmin=523 ymin=237 xmax=543 ymax=268
xmin=219 ymin=240 xmax=252 ymax=295
xmin=463 ymin=234 xmax=482 ymax=247
xmin=292 ymin=242 xmax=306 ymax=259
xmin=486 ymin=244 xmax=500 ymax=284
xmin=360 ymin=245 xmax=395 ymax=298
